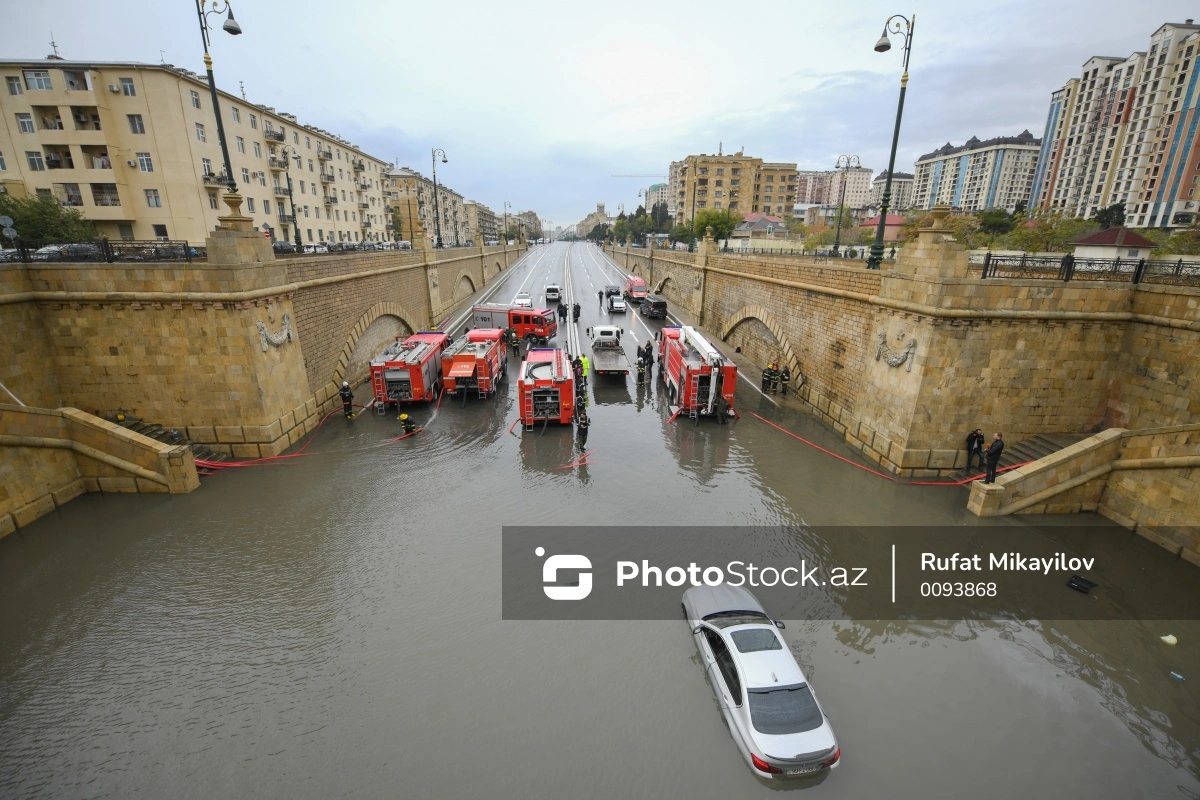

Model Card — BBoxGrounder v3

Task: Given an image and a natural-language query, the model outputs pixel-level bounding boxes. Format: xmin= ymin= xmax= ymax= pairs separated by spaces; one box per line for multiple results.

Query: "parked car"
xmin=465 ymin=239 xmax=474 ymax=247
xmin=397 ymin=241 xmax=413 ymax=250
xmin=604 ymin=284 xmax=621 ymax=297
xmin=33 ymin=243 xmax=103 ymax=261
xmin=641 ymin=294 xmax=667 ymax=318
xmin=304 ymin=244 xmax=329 ymax=254
xmin=512 ymin=292 xmax=533 ymax=309
xmin=0 ymin=248 xmax=19 ymax=263
xmin=683 ymin=586 xmax=840 ymax=779
xmin=607 ymin=294 xmax=627 ymax=313
xmin=272 ymin=241 xmax=297 ymax=254
xmin=545 ymin=284 xmax=562 ymax=302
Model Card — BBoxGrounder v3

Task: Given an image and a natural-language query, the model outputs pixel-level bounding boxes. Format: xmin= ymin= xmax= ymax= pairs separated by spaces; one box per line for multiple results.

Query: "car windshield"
xmin=702 ymin=610 xmax=769 ymax=629
xmin=747 ymin=684 xmax=823 ymax=735
xmin=731 ymin=629 xmax=783 ymax=653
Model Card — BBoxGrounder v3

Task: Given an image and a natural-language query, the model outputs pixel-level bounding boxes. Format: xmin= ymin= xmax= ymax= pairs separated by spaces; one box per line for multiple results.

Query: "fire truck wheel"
xmin=668 ymin=385 xmax=676 ymax=405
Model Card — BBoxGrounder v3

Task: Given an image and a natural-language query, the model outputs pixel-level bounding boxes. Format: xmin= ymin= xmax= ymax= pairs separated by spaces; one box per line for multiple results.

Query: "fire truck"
xmin=441 ymin=328 xmax=507 ymax=398
xmin=517 ymin=348 xmax=576 ymax=427
xmin=623 ymin=275 xmax=649 ymax=304
xmin=470 ymin=303 xmax=557 ymax=343
xmin=369 ymin=331 xmax=449 ymax=405
xmin=658 ymin=325 xmax=737 ymax=421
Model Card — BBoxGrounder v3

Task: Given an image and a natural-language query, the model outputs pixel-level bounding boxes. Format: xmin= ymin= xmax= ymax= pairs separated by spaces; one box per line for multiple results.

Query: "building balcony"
xmin=273 ymin=185 xmax=287 ymax=197
xmin=323 ymin=194 xmax=336 ymax=204
xmin=268 ymin=157 xmax=289 ymax=171
xmin=361 ymin=220 xmax=372 ymax=228
xmin=278 ymin=214 xmax=296 ymax=224
xmin=265 ymin=129 xmax=285 ymax=142
xmin=203 ymin=172 xmax=231 ymax=186
xmin=319 ymin=172 xmax=335 ymax=182
xmin=317 ymin=147 xmax=332 ymax=160
xmin=358 ymin=201 xmax=370 ymax=210
xmin=352 ymin=159 xmax=365 ymax=171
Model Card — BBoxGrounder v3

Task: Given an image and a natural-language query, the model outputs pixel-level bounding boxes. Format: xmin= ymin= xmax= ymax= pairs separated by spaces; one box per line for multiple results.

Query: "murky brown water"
xmin=2 ymin=243 xmax=1197 ymax=798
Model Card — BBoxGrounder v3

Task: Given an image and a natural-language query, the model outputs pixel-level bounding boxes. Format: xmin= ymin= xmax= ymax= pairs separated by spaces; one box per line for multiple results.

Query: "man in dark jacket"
xmin=965 ymin=429 xmax=985 ymax=471
xmin=577 ymin=413 xmax=591 ymax=449
xmin=339 ymin=381 xmax=355 ymax=418
xmin=983 ymin=432 xmax=1004 ymax=483
xmin=779 ymin=365 xmax=791 ymax=396
xmin=761 ymin=363 xmax=775 ymax=394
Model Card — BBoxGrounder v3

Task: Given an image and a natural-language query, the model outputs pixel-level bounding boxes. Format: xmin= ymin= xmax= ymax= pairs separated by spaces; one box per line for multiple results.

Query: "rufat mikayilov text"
xmin=921 ymin=552 xmax=1096 ymax=575
xmin=617 ymin=560 xmax=869 ymax=588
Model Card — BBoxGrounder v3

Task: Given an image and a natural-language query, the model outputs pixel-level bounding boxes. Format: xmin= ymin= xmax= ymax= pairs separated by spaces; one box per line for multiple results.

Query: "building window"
xmin=241 ymin=167 xmax=250 ymax=184
xmin=190 ymin=90 xmax=200 ymax=109
xmin=152 ymin=224 xmax=168 ymax=240
xmin=307 ymin=229 xmax=313 ymax=241
xmin=119 ymin=77 xmax=135 ymax=96
xmin=308 ymin=159 xmax=313 ymax=172
xmin=137 ymin=152 xmax=153 ymax=172
xmin=247 ymin=197 xmax=255 ymax=212
xmin=128 ymin=114 xmax=145 ymax=134
xmin=208 ymin=191 xmax=218 ymax=209
xmin=6 ymin=76 xmax=21 ymax=95
xmin=0 ymin=151 xmax=5 ymax=171
xmin=253 ymin=142 xmax=261 ymax=158
xmin=293 ymin=131 xmax=299 ymax=144
xmin=195 ymin=122 xmax=206 ymax=142
xmin=201 ymin=157 xmax=213 ymax=176
xmin=303 ymin=206 xmax=309 ymax=218
xmin=231 ymin=106 xmax=240 ymax=123
xmin=16 ymin=113 xmax=34 ymax=134
xmin=305 ymin=136 xmax=310 ymax=148
xmin=236 ymin=136 xmax=245 ymax=154
xmin=250 ymin=114 xmax=257 ymax=129
xmin=299 ymin=180 xmax=305 ymax=193
xmin=26 ymin=151 xmax=45 ymax=171
xmin=23 ymin=70 xmax=51 ymax=90
xmin=145 ymin=189 xmax=162 ymax=207
xmin=264 ymin=199 xmax=272 ymax=215
xmin=258 ymin=173 xmax=266 ymax=187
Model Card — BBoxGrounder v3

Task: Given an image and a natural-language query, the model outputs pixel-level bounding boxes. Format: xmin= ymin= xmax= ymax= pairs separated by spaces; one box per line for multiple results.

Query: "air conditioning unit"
xmin=126 ymin=159 xmax=137 ymax=167
xmin=108 ymin=84 xmax=120 ymax=93
xmin=74 ymin=113 xmax=89 ymax=123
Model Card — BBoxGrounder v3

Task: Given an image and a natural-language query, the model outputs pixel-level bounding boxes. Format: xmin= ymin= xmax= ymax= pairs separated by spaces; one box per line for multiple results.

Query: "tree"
xmin=1014 ymin=200 xmax=1027 ymax=215
xmin=1164 ymin=220 xmax=1200 ymax=255
xmin=1094 ymin=202 xmax=1126 ymax=230
xmin=976 ymin=208 xmax=1016 ymax=240
xmin=650 ymin=202 xmax=671 ymax=232
xmin=804 ymin=224 xmax=835 ymax=248
xmin=692 ymin=208 xmax=742 ymax=240
xmin=782 ymin=214 xmax=806 ymax=238
xmin=668 ymin=224 xmax=695 ymax=245
xmin=0 ymin=193 xmax=97 ymax=243
xmin=586 ymin=223 xmax=610 ymax=243
xmin=999 ymin=212 xmax=1099 ymax=253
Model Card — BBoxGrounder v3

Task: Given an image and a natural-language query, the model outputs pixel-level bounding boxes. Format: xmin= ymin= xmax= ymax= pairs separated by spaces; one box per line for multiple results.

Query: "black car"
xmin=641 ymin=295 xmax=667 ymax=318
xmin=604 ymin=284 xmax=621 ymax=297
xmin=272 ymin=241 xmax=298 ymax=254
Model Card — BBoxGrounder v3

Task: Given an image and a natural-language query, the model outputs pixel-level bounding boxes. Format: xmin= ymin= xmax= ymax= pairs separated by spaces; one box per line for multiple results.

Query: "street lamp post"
xmin=431 ymin=148 xmax=447 ymax=248
xmin=193 ymin=0 xmax=242 ymax=201
xmin=867 ymin=13 xmax=915 ymax=270
xmin=831 ymin=154 xmax=860 ymax=256
xmin=503 ymin=200 xmax=511 ymax=244
xmin=280 ymin=145 xmax=303 ymax=250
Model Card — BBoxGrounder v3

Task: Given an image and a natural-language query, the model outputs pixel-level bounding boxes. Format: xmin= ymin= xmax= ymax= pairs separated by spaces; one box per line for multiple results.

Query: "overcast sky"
xmin=5 ymin=1 xmax=1198 ymax=228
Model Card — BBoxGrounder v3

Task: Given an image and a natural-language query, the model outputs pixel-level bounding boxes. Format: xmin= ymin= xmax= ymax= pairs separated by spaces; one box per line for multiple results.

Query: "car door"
xmin=700 ymin=629 xmax=740 ymax=734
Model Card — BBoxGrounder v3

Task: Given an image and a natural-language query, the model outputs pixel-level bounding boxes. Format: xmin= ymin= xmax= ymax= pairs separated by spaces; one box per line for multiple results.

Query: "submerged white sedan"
xmin=683 ymin=586 xmax=840 ymax=779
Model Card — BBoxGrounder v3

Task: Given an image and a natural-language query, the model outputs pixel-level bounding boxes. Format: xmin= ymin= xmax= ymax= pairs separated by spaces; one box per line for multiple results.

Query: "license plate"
xmin=785 ymin=765 xmax=821 ymax=776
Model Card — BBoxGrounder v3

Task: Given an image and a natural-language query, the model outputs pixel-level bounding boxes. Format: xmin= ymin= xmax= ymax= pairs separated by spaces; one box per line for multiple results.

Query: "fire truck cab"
xmin=623 ymin=275 xmax=649 ymax=304
xmin=658 ymin=325 xmax=736 ymax=421
xmin=471 ymin=303 xmax=557 ymax=343
xmin=517 ymin=348 xmax=576 ymax=426
xmin=370 ymin=331 xmax=450 ymax=405
xmin=441 ymin=328 xmax=507 ymax=398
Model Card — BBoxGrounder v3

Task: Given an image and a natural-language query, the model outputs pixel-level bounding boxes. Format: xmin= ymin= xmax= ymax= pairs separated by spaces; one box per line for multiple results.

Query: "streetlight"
xmin=831 ymin=154 xmax=860 ymax=256
xmin=503 ymin=200 xmax=511 ymax=244
xmin=280 ymin=145 xmax=303 ymax=250
xmin=867 ymin=13 xmax=915 ymax=270
xmin=431 ymin=148 xmax=447 ymax=248
xmin=193 ymin=0 xmax=242 ymax=202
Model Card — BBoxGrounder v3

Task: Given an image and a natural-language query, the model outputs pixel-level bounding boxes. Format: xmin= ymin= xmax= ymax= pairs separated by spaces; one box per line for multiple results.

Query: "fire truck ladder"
xmin=687 ymin=377 xmax=700 ymax=421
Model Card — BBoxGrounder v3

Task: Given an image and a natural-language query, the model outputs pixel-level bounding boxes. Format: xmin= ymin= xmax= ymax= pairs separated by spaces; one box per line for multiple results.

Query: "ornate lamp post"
xmin=867 ymin=13 xmax=915 ymax=270
xmin=193 ymin=0 xmax=242 ymax=202
xmin=503 ymin=200 xmax=511 ymax=243
xmin=280 ymin=145 xmax=303 ymax=250
xmin=831 ymin=154 xmax=860 ymax=256
xmin=431 ymin=148 xmax=447 ymax=247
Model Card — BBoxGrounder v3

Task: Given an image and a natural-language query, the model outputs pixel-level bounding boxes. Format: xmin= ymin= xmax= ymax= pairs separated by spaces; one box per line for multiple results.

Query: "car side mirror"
xmin=691 ymin=625 xmax=704 ymax=635
xmin=774 ymin=620 xmax=786 ymax=629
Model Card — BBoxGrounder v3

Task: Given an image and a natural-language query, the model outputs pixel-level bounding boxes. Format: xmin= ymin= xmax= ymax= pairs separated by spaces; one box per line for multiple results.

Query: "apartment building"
xmin=463 ymin=200 xmax=499 ymax=243
xmin=0 ymin=58 xmax=391 ymax=246
xmin=670 ymin=151 xmax=798 ymax=224
xmin=911 ymin=131 xmax=1040 ymax=212
xmin=515 ymin=210 xmax=541 ymax=239
xmin=643 ymin=182 xmax=669 ymax=213
xmin=383 ymin=166 xmax=467 ymax=246
xmin=794 ymin=167 xmax=874 ymax=209
xmin=868 ymin=170 xmax=915 ymax=210
xmin=1030 ymin=20 xmax=1200 ymax=228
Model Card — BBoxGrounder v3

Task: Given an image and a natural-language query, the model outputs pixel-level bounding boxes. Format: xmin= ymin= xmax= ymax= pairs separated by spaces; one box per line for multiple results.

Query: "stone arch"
xmin=452 ymin=269 xmax=477 ymax=302
xmin=720 ymin=304 xmax=803 ymax=382
xmin=336 ymin=301 xmax=420 ymax=385
xmin=652 ymin=272 xmax=676 ymax=295
xmin=495 ymin=259 xmax=503 ymax=272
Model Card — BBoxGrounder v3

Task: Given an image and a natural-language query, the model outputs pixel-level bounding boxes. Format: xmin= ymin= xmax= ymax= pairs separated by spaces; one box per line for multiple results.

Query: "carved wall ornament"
xmin=257 ymin=312 xmax=292 ymax=352
xmin=429 ymin=272 xmax=439 ymax=288
xmin=876 ymin=330 xmax=916 ymax=372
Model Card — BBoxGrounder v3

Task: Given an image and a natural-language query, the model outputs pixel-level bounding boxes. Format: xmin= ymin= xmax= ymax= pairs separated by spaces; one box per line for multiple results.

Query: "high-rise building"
xmin=1029 ymin=20 xmax=1200 ymax=228
xmin=911 ymin=131 xmax=1040 ymax=212
xmin=868 ymin=171 xmax=915 ymax=210
xmin=670 ymin=151 xmax=797 ymax=225
xmin=643 ymin=182 xmax=669 ymax=214
xmin=794 ymin=167 xmax=874 ymax=209
xmin=0 ymin=59 xmax=391 ymax=246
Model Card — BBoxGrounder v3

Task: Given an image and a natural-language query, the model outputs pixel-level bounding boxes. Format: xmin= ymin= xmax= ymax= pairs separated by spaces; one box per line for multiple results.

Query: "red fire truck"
xmin=369 ymin=331 xmax=449 ymax=405
xmin=441 ymin=328 xmax=507 ymax=398
xmin=471 ymin=303 xmax=557 ymax=343
xmin=658 ymin=325 xmax=737 ymax=421
xmin=623 ymin=275 xmax=649 ymax=304
xmin=517 ymin=348 xmax=576 ymax=426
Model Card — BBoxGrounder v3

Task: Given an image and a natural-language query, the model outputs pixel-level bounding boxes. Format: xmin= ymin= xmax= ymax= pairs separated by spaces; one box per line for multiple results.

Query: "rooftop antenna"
xmin=718 ymin=141 xmax=722 ymax=156
xmin=238 ymin=80 xmax=247 ymax=100
xmin=49 ymin=33 xmax=61 ymax=59
xmin=159 ymin=50 xmax=166 ymax=64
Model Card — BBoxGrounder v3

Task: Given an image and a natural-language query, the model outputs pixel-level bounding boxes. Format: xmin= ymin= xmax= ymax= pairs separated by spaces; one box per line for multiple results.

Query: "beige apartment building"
xmin=463 ymin=200 xmax=499 ymax=243
xmin=794 ymin=167 xmax=874 ymax=209
xmin=911 ymin=131 xmax=1040 ymax=213
xmin=1029 ymin=20 xmax=1200 ymax=228
xmin=383 ymin=166 xmax=467 ymax=246
xmin=0 ymin=58 xmax=392 ymax=246
xmin=670 ymin=151 xmax=798 ymax=224
xmin=868 ymin=170 xmax=915 ymax=210
xmin=642 ymin=182 xmax=669 ymax=213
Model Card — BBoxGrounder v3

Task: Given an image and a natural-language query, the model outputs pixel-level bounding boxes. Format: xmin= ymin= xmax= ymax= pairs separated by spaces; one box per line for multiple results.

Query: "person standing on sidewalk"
xmin=339 ymin=381 xmax=355 ymax=419
xmin=577 ymin=412 xmax=591 ymax=450
xmin=779 ymin=365 xmax=791 ymax=396
xmin=983 ymin=433 xmax=1005 ymax=483
xmin=965 ymin=428 xmax=985 ymax=471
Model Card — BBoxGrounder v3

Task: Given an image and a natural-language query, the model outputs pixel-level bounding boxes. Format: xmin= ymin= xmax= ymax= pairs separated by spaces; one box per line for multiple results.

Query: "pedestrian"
xmin=779 ymin=365 xmax=791 ymax=396
xmin=598 ymin=290 xmax=604 ymax=309
xmin=965 ymin=428 xmax=985 ymax=471
xmin=577 ymin=412 xmax=590 ymax=450
xmin=983 ymin=432 xmax=1005 ymax=484
xmin=573 ymin=303 xmax=581 ymax=322
xmin=580 ymin=355 xmax=589 ymax=386
xmin=339 ymin=380 xmax=355 ymax=418
xmin=399 ymin=413 xmax=417 ymax=435
xmin=761 ymin=363 xmax=774 ymax=394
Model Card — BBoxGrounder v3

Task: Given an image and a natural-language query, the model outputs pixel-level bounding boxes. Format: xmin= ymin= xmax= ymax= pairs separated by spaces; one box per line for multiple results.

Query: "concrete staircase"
xmin=949 ymin=433 xmax=1088 ymax=482
xmin=114 ymin=418 xmax=230 ymax=467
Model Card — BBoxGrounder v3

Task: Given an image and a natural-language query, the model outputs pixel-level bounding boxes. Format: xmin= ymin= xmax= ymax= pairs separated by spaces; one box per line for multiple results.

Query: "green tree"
xmin=976 ymin=208 xmax=1016 ymax=240
xmin=1094 ymin=202 xmax=1126 ymax=229
xmin=650 ymin=202 xmax=671 ymax=232
xmin=668 ymin=224 xmax=695 ymax=245
xmin=692 ymin=208 xmax=743 ymax=240
xmin=782 ymin=214 xmax=806 ymax=238
xmin=0 ymin=193 xmax=97 ymax=243
xmin=804 ymin=224 xmax=835 ymax=248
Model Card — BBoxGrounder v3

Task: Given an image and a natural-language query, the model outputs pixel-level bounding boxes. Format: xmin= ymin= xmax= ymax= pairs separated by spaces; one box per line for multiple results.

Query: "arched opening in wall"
xmin=345 ymin=314 xmax=412 ymax=384
xmin=721 ymin=305 xmax=802 ymax=382
xmin=453 ymin=272 xmax=477 ymax=302
xmin=495 ymin=260 xmax=503 ymax=273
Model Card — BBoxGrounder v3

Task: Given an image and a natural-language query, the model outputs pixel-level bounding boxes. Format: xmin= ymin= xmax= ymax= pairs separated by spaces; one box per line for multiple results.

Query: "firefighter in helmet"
xmin=779 ymin=364 xmax=791 ymax=396
xmin=637 ymin=358 xmax=646 ymax=385
xmin=508 ymin=327 xmax=520 ymax=355
xmin=577 ymin=412 xmax=591 ymax=450
xmin=339 ymin=381 xmax=355 ymax=418
xmin=761 ymin=363 xmax=775 ymax=394
xmin=399 ymin=413 xmax=417 ymax=435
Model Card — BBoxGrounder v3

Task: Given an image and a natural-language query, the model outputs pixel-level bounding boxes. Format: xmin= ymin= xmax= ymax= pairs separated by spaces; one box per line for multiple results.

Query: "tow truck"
xmin=586 ymin=325 xmax=632 ymax=376
xmin=517 ymin=348 xmax=576 ymax=428
xmin=471 ymin=303 xmax=558 ymax=343
xmin=441 ymin=328 xmax=507 ymax=398
xmin=369 ymin=331 xmax=450 ymax=405
xmin=658 ymin=325 xmax=737 ymax=422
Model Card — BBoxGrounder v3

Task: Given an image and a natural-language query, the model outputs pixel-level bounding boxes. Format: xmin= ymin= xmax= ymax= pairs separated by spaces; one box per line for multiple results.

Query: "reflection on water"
xmin=1 ymin=243 xmax=1197 ymax=799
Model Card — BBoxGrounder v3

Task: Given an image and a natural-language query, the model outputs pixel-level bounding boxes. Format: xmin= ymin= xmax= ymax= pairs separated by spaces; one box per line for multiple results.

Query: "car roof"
xmin=726 ymin=632 xmax=807 ymax=689
xmin=685 ymin=585 xmax=768 ymax=620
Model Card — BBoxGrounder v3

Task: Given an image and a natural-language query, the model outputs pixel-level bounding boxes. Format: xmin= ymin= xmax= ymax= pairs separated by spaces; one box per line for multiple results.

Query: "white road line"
xmin=444 ymin=246 xmax=550 ymax=334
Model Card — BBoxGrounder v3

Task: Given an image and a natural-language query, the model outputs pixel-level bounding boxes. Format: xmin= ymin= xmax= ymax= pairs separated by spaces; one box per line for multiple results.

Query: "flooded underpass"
xmin=2 ymin=243 xmax=1197 ymax=799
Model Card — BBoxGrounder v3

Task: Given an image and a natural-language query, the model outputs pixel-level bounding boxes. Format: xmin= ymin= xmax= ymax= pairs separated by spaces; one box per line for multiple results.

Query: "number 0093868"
xmin=920 ymin=582 xmax=998 ymax=597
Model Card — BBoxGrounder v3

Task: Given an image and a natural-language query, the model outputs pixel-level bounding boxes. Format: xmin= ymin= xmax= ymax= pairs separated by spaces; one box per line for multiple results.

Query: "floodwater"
xmin=2 ymin=242 xmax=1197 ymax=799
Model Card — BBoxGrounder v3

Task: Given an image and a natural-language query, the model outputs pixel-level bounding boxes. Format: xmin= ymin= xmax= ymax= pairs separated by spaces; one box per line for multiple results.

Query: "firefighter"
xmin=575 ymin=393 xmax=586 ymax=416
xmin=577 ymin=412 xmax=591 ymax=450
xmin=399 ymin=413 xmax=417 ymax=435
xmin=339 ymin=381 xmax=355 ymax=418
xmin=769 ymin=362 xmax=781 ymax=394
xmin=761 ymin=363 xmax=774 ymax=394
xmin=508 ymin=327 xmax=520 ymax=356
xmin=779 ymin=364 xmax=791 ymax=396
xmin=580 ymin=355 xmax=590 ymax=387
xmin=637 ymin=358 xmax=646 ymax=385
